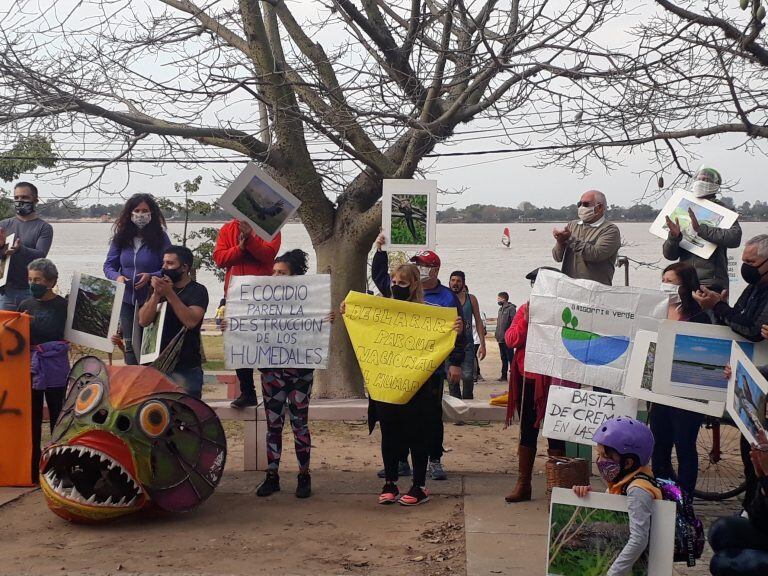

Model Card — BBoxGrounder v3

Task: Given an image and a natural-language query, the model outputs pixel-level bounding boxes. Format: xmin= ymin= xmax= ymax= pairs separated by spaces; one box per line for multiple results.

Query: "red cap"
xmin=410 ymin=250 xmax=441 ymax=268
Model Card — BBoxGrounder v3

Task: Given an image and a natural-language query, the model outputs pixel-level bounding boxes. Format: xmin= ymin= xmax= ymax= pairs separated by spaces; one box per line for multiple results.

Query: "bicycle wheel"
xmin=691 ymin=418 xmax=747 ymax=501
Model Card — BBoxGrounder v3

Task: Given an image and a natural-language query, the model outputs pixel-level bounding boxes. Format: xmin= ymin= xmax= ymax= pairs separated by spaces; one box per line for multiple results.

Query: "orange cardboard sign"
xmin=0 ymin=312 xmax=32 ymax=486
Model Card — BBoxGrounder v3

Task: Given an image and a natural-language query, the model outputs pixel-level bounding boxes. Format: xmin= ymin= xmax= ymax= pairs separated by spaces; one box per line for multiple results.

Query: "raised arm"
xmin=698 ymin=219 xmax=742 ymax=248
xmin=567 ymin=224 xmax=621 ymax=263
xmin=16 ymin=222 xmax=53 ymax=265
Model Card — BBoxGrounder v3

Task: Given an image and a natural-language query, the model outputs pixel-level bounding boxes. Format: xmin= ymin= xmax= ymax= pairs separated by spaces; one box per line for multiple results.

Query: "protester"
xmin=371 ymin=233 xmax=464 ymax=482
xmin=471 ymin=305 xmax=487 ymax=382
xmin=448 ymin=272 xmax=486 ymax=400
xmin=495 ymin=292 xmax=516 ymax=381
xmin=214 ymin=298 xmax=226 ymax=327
xmin=254 ymin=249 xmax=323 ymax=499
xmin=344 ymin=261 xmax=462 ymax=506
xmin=649 ymin=262 xmax=709 ymax=497
xmin=693 ymin=234 xmax=768 ymax=341
xmin=138 ymin=245 xmax=208 ymax=399
xmin=663 ymin=167 xmax=741 ymax=290
xmin=213 ymin=218 xmax=281 ymax=409
xmin=708 ymin=429 xmax=768 ymax=575
xmin=17 ymin=258 xmax=69 ymax=480
xmin=552 ymin=189 xmax=621 ymax=286
xmin=504 ymin=266 xmax=570 ymax=503
xmin=573 ymin=417 xmax=662 ymax=576
xmin=103 ymin=193 xmax=171 ymax=365
xmin=0 ymin=182 xmax=54 ymax=311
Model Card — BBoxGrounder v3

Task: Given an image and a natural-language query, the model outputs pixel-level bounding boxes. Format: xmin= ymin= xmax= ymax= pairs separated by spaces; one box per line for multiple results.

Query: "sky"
xmin=8 ymin=0 xmax=768 ymax=209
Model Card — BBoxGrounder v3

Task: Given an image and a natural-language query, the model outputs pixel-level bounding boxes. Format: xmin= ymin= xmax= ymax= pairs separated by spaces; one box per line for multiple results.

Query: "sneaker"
xmin=398 ymin=485 xmax=430 ymax=506
xmin=256 ymin=471 xmax=280 ymax=497
xmin=230 ymin=395 xmax=258 ymax=409
xmin=295 ymin=471 xmax=311 ymax=499
xmin=428 ymin=459 xmax=447 ymax=481
xmin=376 ymin=460 xmax=411 ymax=479
xmin=378 ymin=482 xmax=399 ymax=505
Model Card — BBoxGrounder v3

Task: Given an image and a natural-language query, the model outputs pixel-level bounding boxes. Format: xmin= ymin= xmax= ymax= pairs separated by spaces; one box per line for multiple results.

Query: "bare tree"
xmin=550 ymin=0 xmax=768 ymax=199
xmin=0 ymin=0 xmax=626 ymax=396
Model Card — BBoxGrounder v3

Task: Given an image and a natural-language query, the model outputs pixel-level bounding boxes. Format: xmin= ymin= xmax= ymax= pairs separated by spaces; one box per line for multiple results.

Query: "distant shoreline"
xmin=46 ymin=218 xmax=768 ymax=224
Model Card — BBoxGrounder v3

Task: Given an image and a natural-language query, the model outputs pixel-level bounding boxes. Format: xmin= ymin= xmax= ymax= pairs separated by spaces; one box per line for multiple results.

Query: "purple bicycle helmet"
xmin=592 ymin=416 xmax=654 ymax=466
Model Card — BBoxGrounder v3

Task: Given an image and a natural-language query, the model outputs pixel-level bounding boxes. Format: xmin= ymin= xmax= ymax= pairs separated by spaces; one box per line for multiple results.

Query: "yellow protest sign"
xmin=342 ymin=291 xmax=457 ymax=405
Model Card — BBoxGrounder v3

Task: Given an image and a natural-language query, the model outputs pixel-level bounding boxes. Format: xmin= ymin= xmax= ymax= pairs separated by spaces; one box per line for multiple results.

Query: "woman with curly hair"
xmin=103 ymin=193 xmax=171 ymax=364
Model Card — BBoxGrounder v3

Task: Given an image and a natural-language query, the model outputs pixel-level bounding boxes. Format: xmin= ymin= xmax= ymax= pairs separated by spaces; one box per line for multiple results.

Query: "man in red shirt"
xmin=214 ymin=219 xmax=281 ymax=408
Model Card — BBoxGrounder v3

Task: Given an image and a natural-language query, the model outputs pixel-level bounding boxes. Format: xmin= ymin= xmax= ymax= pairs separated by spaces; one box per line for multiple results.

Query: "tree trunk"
xmin=313 ymin=236 xmax=370 ymax=398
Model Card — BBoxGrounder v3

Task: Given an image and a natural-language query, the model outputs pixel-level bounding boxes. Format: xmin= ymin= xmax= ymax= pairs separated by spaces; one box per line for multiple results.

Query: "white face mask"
xmin=578 ymin=206 xmax=596 ymax=223
xmin=692 ymin=180 xmax=719 ymax=198
xmin=131 ymin=212 xmax=151 ymax=229
xmin=660 ymin=282 xmax=681 ymax=304
xmin=417 ymin=265 xmax=433 ymax=282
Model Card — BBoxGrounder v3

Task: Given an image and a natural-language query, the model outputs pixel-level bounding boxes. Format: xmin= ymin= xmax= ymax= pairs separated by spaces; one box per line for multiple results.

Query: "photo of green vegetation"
xmin=548 ymin=503 xmax=648 ymax=576
xmin=641 ymin=342 xmax=656 ymax=391
xmin=390 ymin=193 xmax=428 ymax=245
xmin=72 ymin=275 xmax=116 ymax=338
xmin=141 ymin=314 xmax=161 ymax=357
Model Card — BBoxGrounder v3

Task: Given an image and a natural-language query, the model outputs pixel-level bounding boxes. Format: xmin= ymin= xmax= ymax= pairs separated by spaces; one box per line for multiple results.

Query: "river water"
xmin=47 ymin=221 xmax=766 ymax=317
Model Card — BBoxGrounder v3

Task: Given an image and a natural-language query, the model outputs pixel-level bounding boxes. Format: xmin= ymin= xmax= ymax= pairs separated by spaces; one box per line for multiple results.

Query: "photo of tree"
xmin=72 ymin=275 xmax=117 ymax=338
xmin=548 ymin=502 xmax=648 ymax=576
xmin=390 ymin=194 xmax=428 ymax=245
xmin=140 ymin=302 xmax=167 ymax=365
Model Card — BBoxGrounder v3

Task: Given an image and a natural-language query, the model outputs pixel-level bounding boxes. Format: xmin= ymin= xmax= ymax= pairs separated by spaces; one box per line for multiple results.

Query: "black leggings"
xmin=710 ymin=516 xmax=768 ymax=575
xmin=519 ymin=378 xmax=564 ymax=451
xmin=31 ymin=387 xmax=66 ymax=480
xmin=377 ymin=374 xmax=439 ymax=487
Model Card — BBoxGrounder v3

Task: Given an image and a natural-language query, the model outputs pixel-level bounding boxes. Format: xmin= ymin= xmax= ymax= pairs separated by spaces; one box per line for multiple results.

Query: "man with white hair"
xmin=552 ymin=189 xmax=621 ymax=286
xmin=663 ymin=167 xmax=741 ymax=290
xmin=695 ymin=234 xmax=768 ymax=341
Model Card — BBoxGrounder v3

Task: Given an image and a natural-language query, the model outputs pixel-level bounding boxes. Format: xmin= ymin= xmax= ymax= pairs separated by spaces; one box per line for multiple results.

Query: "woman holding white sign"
xmin=256 ymin=249 xmax=318 ymax=500
xmin=649 ymin=262 xmax=709 ymax=497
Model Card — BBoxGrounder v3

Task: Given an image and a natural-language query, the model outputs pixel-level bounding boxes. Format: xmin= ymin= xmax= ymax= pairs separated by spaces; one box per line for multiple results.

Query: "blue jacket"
xmin=103 ymin=232 xmax=172 ymax=305
xmin=371 ymin=250 xmax=465 ymax=367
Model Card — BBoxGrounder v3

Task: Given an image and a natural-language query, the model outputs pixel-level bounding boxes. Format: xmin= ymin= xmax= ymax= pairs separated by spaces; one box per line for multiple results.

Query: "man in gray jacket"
xmin=663 ymin=167 xmax=741 ymax=290
xmin=495 ymin=292 xmax=516 ymax=381
xmin=552 ymin=189 xmax=621 ymax=286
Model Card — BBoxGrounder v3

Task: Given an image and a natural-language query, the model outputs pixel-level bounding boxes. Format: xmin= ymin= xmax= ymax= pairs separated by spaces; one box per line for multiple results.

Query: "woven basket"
xmin=545 ymin=457 xmax=590 ymax=498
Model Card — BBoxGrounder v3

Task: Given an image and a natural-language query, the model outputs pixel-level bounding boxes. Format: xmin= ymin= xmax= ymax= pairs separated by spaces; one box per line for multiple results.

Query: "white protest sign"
xmin=224 ymin=274 xmax=332 ymax=369
xmin=542 ymin=386 xmax=638 ymax=446
xmin=526 ymin=269 xmax=668 ymax=391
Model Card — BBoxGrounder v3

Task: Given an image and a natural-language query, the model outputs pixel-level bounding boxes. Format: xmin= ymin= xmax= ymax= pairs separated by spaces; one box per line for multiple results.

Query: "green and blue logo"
xmin=560 ymin=307 xmax=629 ymax=366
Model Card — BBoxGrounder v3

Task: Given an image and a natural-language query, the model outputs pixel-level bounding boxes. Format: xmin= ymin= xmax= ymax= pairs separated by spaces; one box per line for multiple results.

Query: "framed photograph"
xmin=64 ymin=272 xmax=125 ymax=353
xmin=624 ymin=330 xmax=725 ymax=417
xmin=548 ymin=488 xmax=676 ymax=576
xmin=0 ymin=232 xmax=15 ymax=289
xmin=217 ymin=162 xmax=301 ymax=241
xmin=649 ymin=189 xmax=738 ymax=259
xmin=139 ymin=301 xmax=167 ymax=365
xmin=381 ymin=179 xmax=437 ymax=251
xmin=652 ymin=320 xmax=768 ymax=402
xmin=727 ymin=342 xmax=768 ymax=446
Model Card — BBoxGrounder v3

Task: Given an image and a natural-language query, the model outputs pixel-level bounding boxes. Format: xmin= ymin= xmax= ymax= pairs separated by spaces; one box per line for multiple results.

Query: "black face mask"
xmin=497 ymin=301 xmax=505 ymax=307
xmin=14 ymin=201 xmax=34 ymax=216
xmin=391 ymin=284 xmax=411 ymax=301
xmin=741 ymin=258 xmax=768 ymax=284
xmin=162 ymin=267 xmax=185 ymax=283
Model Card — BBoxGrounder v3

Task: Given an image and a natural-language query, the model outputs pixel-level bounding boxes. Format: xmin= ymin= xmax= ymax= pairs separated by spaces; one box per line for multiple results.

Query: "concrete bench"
xmin=208 ymin=398 xmax=506 ymax=471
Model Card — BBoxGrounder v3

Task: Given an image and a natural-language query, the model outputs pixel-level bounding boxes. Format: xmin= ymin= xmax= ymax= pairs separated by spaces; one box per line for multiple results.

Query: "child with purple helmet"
xmin=573 ymin=416 xmax=662 ymax=576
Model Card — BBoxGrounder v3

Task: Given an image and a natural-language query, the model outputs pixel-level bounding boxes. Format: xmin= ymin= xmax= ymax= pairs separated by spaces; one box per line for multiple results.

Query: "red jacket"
xmin=213 ymin=220 xmax=282 ymax=294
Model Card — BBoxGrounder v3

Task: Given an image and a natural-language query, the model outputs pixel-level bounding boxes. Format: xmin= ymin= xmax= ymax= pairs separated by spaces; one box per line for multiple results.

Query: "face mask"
xmin=578 ymin=206 xmax=596 ymax=223
xmin=131 ymin=212 xmax=151 ymax=229
xmin=497 ymin=301 xmax=504 ymax=307
xmin=596 ymin=457 xmax=621 ymax=483
xmin=692 ymin=180 xmax=719 ymax=198
xmin=391 ymin=284 xmax=411 ymax=301
xmin=162 ymin=267 xmax=184 ymax=283
xmin=29 ymin=283 xmax=48 ymax=299
xmin=660 ymin=282 xmax=681 ymax=304
xmin=741 ymin=259 xmax=768 ymax=284
xmin=417 ymin=266 xmax=433 ymax=282
xmin=14 ymin=201 xmax=34 ymax=216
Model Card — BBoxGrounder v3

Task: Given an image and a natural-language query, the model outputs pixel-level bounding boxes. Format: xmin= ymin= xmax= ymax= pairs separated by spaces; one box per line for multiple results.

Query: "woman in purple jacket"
xmin=103 ymin=194 xmax=171 ymax=364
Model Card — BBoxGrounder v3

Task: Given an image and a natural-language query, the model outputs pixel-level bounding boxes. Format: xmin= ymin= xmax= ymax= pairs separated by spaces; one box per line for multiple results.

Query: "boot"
xmin=505 ymin=445 xmax=536 ymax=502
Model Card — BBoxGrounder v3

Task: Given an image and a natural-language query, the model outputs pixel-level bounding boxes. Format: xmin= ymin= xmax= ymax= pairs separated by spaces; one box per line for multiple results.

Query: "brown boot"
xmin=505 ymin=445 xmax=536 ymax=502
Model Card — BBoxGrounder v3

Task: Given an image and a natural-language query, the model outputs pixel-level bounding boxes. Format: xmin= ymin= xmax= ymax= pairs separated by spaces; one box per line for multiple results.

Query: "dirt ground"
xmin=0 ymin=340 xmax=541 ymax=576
